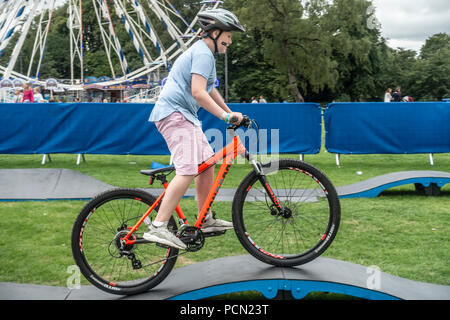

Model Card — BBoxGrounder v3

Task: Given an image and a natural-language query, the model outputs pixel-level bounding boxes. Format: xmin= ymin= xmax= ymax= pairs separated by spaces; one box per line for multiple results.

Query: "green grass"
xmin=0 ymin=152 xmax=449 ymax=296
xmin=1 ymin=152 xmax=449 ymax=188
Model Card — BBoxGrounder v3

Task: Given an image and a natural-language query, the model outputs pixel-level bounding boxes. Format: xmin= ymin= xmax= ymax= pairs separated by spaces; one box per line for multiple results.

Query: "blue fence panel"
xmin=324 ymin=102 xmax=450 ymax=154
xmin=201 ymin=103 xmax=322 ymax=154
xmin=0 ymin=103 xmax=165 ymax=155
xmin=0 ymin=102 xmax=322 ymax=155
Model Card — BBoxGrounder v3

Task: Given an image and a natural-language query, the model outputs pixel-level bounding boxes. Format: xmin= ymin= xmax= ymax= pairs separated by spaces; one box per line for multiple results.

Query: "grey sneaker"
xmin=201 ymin=212 xmax=234 ymax=233
xmin=143 ymin=222 xmax=187 ymax=250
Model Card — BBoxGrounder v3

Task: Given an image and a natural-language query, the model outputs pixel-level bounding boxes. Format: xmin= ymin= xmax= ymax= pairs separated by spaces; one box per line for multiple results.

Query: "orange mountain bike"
xmin=71 ymin=116 xmax=340 ymax=295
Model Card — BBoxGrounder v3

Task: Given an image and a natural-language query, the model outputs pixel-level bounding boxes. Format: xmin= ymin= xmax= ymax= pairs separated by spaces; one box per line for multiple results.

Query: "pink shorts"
xmin=155 ymin=112 xmax=214 ymax=175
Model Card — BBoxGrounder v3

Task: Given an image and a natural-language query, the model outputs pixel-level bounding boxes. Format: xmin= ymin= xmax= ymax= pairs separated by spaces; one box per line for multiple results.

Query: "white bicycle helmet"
xmin=197 ymin=8 xmax=245 ymax=33
xmin=197 ymin=8 xmax=245 ymax=54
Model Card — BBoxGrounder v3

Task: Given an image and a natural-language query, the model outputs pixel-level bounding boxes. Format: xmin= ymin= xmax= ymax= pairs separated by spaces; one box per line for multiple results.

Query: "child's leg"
xmin=195 ymin=165 xmax=233 ymax=232
xmin=144 ymin=174 xmax=191 ymax=250
xmin=195 ymin=165 xmax=215 ymax=215
xmin=154 ymin=174 xmax=194 ymax=223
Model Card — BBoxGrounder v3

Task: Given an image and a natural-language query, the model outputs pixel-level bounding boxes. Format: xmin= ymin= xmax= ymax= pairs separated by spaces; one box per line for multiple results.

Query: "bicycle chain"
xmin=140 ymin=250 xmax=189 ymax=269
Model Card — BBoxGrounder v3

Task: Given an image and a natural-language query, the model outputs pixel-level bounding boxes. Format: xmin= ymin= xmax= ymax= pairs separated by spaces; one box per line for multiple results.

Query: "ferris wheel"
xmin=0 ymin=0 xmax=222 ymax=93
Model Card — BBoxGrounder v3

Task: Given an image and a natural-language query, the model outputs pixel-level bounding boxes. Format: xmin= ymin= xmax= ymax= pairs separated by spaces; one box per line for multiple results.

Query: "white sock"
xmin=152 ymin=220 xmax=164 ymax=227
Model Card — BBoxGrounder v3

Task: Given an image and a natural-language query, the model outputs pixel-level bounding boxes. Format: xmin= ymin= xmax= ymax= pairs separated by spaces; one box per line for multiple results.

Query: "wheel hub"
xmin=112 ymin=228 xmax=135 ymax=255
xmin=271 ymin=205 xmax=293 ymax=219
xmin=280 ymin=207 xmax=292 ymax=219
xmin=109 ymin=228 xmax=143 ymax=269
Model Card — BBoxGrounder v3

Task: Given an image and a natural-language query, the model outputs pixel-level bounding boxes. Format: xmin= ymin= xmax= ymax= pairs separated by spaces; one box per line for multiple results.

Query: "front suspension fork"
xmin=249 ymin=156 xmax=283 ymax=212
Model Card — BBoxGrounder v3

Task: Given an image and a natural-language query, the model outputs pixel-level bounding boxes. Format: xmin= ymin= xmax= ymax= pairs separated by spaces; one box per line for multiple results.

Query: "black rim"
xmin=238 ymin=163 xmax=338 ymax=261
xmin=75 ymin=193 xmax=176 ymax=290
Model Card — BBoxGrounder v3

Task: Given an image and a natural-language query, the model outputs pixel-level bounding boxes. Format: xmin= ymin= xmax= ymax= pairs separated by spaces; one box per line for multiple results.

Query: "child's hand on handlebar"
xmin=228 ymin=112 xmax=243 ymax=124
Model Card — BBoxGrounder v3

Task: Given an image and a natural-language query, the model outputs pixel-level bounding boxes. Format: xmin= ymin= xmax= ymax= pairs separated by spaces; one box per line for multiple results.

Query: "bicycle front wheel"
xmin=232 ymin=159 xmax=340 ymax=267
xmin=71 ymin=188 xmax=178 ymax=295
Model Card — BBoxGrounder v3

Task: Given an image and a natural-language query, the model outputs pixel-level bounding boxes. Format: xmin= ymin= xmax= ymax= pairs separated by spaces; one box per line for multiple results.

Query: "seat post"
xmin=155 ymin=174 xmax=168 ymax=185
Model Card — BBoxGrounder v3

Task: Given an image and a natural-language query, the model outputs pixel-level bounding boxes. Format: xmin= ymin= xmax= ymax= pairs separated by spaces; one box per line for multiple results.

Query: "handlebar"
xmin=227 ymin=115 xmax=261 ymax=154
xmin=228 ymin=115 xmax=252 ymax=130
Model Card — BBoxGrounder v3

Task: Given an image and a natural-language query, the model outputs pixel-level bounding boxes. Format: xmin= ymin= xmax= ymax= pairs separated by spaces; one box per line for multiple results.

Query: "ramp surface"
xmin=0 ymin=255 xmax=448 ymax=300
xmin=0 ymin=169 xmax=449 ymax=201
xmin=0 ymin=169 xmax=113 ymax=200
xmin=336 ymin=170 xmax=450 ymax=198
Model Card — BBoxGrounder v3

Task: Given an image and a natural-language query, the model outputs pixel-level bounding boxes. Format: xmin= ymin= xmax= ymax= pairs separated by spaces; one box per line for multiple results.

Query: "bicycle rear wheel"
xmin=71 ymin=188 xmax=178 ymax=295
xmin=232 ymin=159 xmax=340 ymax=267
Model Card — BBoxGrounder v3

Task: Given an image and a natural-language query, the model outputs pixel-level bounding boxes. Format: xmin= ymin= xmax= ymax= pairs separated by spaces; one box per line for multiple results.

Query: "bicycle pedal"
xmin=203 ymin=230 xmax=226 ymax=238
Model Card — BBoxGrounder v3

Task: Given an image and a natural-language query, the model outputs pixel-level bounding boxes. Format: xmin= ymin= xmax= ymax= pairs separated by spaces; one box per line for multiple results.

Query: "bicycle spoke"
xmin=237 ymin=160 xmax=338 ymax=262
xmin=73 ymin=190 xmax=178 ymax=292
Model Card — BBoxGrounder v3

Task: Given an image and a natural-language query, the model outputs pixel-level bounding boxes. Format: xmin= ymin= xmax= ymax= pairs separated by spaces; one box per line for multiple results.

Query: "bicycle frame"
xmin=122 ymin=130 xmax=280 ymax=246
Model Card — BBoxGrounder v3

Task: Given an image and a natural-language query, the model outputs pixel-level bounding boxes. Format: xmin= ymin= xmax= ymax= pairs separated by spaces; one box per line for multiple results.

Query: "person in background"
xmin=33 ymin=87 xmax=45 ymax=103
xmin=251 ymin=96 xmax=258 ymax=103
xmin=12 ymin=89 xmax=22 ymax=103
xmin=392 ymin=86 xmax=401 ymax=102
xmin=22 ymin=83 xmax=34 ymax=102
xmin=384 ymin=88 xmax=392 ymax=102
xmin=402 ymin=95 xmax=414 ymax=102
xmin=259 ymin=95 xmax=267 ymax=103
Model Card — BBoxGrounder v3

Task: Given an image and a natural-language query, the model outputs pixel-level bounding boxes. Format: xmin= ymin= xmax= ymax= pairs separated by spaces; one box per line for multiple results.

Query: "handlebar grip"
xmin=227 ymin=115 xmax=251 ymax=130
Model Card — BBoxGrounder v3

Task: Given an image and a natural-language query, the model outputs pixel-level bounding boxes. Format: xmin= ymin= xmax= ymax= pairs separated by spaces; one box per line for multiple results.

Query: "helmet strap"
xmin=205 ymin=29 xmax=223 ymax=55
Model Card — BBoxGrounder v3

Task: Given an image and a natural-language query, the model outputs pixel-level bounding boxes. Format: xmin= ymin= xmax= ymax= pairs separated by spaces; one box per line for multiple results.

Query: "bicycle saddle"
xmin=140 ymin=166 xmax=175 ymax=176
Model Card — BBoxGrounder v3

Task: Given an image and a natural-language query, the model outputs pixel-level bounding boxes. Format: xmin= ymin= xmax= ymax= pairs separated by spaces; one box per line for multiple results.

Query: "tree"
xmin=228 ymin=0 xmax=336 ymax=102
xmin=420 ymin=33 xmax=450 ymax=60
xmin=385 ymin=48 xmax=418 ymax=97
xmin=322 ymin=0 xmax=386 ymax=101
xmin=411 ymin=33 xmax=450 ymax=100
xmin=215 ymin=27 xmax=286 ymax=102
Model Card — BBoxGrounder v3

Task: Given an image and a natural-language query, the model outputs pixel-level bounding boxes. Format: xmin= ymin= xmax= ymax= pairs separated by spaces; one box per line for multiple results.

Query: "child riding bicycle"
xmin=144 ymin=9 xmax=246 ymax=250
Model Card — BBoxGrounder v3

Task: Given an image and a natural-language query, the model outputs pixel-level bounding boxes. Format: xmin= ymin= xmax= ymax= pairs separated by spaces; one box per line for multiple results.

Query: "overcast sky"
xmin=371 ymin=0 xmax=450 ymax=53
xmin=53 ymin=0 xmax=450 ymax=53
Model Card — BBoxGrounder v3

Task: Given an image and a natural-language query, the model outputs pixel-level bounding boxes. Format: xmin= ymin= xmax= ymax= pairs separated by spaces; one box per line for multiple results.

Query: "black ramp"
xmin=0 ymin=282 xmax=72 ymax=300
xmin=1 ymin=169 xmax=449 ymax=201
xmin=68 ymin=255 xmax=450 ymax=300
xmin=1 ymin=255 xmax=449 ymax=300
xmin=281 ymin=256 xmax=450 ymax=300
xmin=66 ymin=255 xmax=284 ymax=300
xmin=0 ymin=169 xmax=113 ymax=200
xmin=336 ymin=170 xmax=450 ymax=198
xmin=162 ymin=255 xmax=450 ymax=300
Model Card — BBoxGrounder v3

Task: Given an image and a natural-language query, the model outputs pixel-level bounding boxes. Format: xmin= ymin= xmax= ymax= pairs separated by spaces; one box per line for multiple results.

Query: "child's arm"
xmin=192 ymin=74 xmax=242 ymax=123
xmin=209 ymin=88 xmax=231 ymax=113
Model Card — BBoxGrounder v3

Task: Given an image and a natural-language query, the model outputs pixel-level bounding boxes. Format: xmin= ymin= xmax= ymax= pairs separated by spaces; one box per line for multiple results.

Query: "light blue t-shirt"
xmin=149 ymin=40 xmax=216 ymax=126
